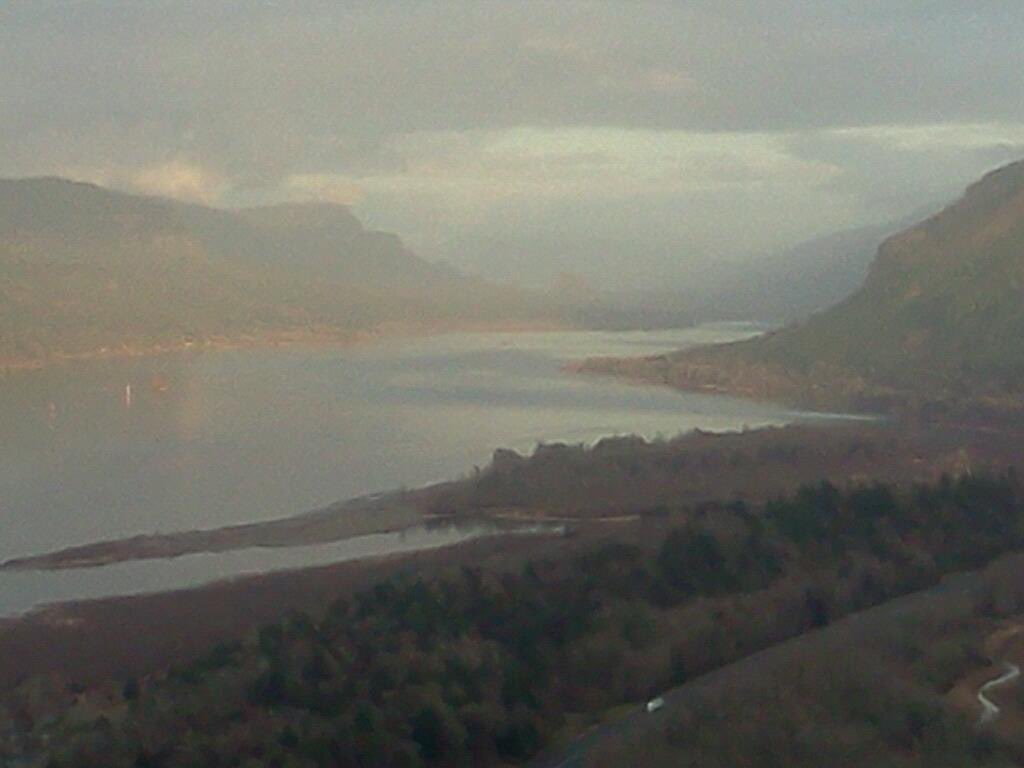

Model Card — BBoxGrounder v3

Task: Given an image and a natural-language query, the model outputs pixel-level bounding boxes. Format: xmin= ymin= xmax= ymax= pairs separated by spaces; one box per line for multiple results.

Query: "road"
xmin=976 ymin=662 xmax=1021 ymax=726
xmin=531 ymin=568 xmax=989 ymax=768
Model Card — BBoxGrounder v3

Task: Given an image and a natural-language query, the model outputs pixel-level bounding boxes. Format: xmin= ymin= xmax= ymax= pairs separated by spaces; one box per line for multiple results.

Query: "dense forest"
xmin=591 ymin=601 xmax=1018 ymax=768
xmin=9 ymin=472 xmax=1024 ymax=767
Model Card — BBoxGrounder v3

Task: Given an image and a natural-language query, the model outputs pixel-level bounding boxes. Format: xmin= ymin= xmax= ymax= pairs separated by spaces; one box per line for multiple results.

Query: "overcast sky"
xmin=3 ymin=1 xmax=1023 ymax=288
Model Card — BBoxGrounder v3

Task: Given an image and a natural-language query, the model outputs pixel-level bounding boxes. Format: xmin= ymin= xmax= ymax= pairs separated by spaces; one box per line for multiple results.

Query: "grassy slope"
xmin=750 ymin=160 xmax=1024 ymax=391
xmin=583 ymin=160 xmax=1024 ymax=410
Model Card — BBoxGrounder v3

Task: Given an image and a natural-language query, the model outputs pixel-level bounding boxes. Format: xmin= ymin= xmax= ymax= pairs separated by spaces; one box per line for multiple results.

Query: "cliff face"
xmin=751 ymin=160 xmax=1024 ymax=392
xmin=582 ymin=160 xmax=1024 ymax=411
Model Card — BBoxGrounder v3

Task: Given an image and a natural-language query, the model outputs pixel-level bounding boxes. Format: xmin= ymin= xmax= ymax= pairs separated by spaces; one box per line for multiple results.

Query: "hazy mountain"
xmin=584 ymin=160 xmax=1024 ymax=407
xmin=467 ymin=214 xmax=928 ymax=327
xmin=683 ymin=215 xmax=932 ymax=323
xmin=746 ymin=159 xmax=1024 ymax=391
xmin=0 ymin=178 xmax=544 ymax=364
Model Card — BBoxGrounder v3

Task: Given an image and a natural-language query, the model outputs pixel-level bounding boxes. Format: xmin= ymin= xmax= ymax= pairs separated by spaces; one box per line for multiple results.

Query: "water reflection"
xmin=0 ymin=523 xmax=563 ymax=617
xmin=0 ymin=325 xmax=812 ymax=564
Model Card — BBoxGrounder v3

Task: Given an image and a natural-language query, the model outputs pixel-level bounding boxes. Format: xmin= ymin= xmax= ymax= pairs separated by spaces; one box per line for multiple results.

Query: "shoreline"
xmin=0 ymin=318 xmax=572 ymax=375
xmin=0 ymin=519 xmax=570 ymax=622
xmin=569 ymin=353 xmax=876 ymax=414
xmin=0 ymin=491 xmax=426 ymax=572
xmin=7 ymin=416 xmax=1023 ymax=574
xmin=0 ymin=529 xmax=578 ymax=690
xmin=1 ymin=415 xmax=1022 ymax=690
xmin=573 ymin=352 xmax=1024 ymax=427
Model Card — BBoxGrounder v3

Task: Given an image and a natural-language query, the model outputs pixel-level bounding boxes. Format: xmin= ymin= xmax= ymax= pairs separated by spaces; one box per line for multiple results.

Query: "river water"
xmin=0 ymin=325 xmax=841 ymax=615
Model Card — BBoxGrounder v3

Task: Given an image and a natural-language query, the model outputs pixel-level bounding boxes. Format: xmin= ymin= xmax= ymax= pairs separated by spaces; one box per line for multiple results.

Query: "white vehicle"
xmin=645 ymin=696 xmax=665 ymax=713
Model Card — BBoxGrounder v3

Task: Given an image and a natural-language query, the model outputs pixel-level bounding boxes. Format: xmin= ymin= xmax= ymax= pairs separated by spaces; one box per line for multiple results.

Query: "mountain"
xmin=749 ymin=160 xmax=1024 ymax=390
xmin=0 ymin=178 xmax=544 ymax=365
xmin=450 ymin=224 xmax=906 ymax=326
xmin=681 ymin=214 xmax=930 ymax=323
xmin=583 ymin=160 xmax=1024 ymax=409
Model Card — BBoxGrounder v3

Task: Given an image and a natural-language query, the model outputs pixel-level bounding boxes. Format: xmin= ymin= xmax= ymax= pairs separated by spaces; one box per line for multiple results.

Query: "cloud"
xmin=5 ymin=2 xmax=1023 ymax=170
xmin=128 ymin=161 xmax=227 ymax=204
xmin=822 ymin=123 xmax=1024 ymax=153
xmin=53 ymin=160 xmax=227 ymax=206
xmin=784 ymin=121 xmax=1024 ymax=218
xmin=1 ymin=1 xmax=1023 ymax=288
xmin=283 ymin=174 xmax=365 ymax=206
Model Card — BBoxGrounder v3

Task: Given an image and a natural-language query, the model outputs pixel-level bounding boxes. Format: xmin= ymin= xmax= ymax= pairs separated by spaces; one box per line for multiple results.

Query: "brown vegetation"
xmin=6 ymin=473 xmax=1024 ymax=766
xmin=13 ymin=419 xmax=1023 ymax=571
xmin=577 ymin=160 xmax=1024 ymax=419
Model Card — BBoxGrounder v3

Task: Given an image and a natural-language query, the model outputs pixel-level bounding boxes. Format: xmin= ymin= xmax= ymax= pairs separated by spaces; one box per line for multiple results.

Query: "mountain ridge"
xmin=581 ymin=159 xmax=1024 ymax=412
xmin=0 ymin=177 xmax=548 ymax=367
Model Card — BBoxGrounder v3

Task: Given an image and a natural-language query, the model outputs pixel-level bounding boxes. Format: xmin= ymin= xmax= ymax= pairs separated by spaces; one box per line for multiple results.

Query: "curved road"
xmin=531 ymin=569 xmax=990 ymax=768
xmin=976 ymin=662 xmax=1020 ymax=726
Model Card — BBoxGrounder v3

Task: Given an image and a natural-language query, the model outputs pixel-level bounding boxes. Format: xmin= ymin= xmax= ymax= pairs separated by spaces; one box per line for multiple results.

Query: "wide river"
xmin=0 ymin=325 xmax=842 ymax=615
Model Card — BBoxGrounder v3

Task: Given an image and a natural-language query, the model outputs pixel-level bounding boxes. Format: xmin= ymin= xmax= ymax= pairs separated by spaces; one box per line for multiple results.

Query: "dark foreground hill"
xmin=0 ymin=178 xmax=546 ymax=366
xmin=6 ymin=472 xmax=1024 ymax=766
xmin=583 ymin=160 xmax=1024 ymax=412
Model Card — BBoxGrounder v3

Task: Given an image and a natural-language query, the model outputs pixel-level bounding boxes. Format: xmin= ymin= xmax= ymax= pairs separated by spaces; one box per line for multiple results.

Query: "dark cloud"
xmin=2 ymin=1 xmax=1022 ymax=286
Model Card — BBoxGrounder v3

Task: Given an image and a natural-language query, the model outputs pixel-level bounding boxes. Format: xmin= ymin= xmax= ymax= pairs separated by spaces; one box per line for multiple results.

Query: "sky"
xmin=2 ymin=1 xmax=1024 ymax=289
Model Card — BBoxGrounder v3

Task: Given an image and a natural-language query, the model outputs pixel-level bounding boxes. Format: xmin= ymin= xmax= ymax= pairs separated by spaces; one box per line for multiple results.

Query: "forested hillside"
xmin=12 ymin=473 xmax=1024 ymax=767
xmin=748 ymin=160 xmax=1024 ymax=391
xmin=583 ymin=160 xmax=1024 ymax=409
xmin=0 ymin=178 xmax=545 ymax=365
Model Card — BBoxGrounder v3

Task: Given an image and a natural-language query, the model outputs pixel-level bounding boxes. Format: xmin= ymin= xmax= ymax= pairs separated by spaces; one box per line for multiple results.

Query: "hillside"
xmin=6 ymin=473 xmax=1024 ymax=766
xmin=583 ymin=160 xmax=1024 ymax=410
xmin=682 ymin=214 xmax=928 ymax=323
xmin=0 ymin=178 xmax=545 ymax=366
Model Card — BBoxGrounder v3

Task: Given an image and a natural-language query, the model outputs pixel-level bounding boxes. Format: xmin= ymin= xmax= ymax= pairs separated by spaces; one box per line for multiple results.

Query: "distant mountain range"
xmin=0 ymin=178 xmax=546 ymax=365
xmin=681 ymin=214 xmax=933 ymax=323
xmin=583 ymin=159 xmax=1024 ymax=410
xmin=749 ymin=160 xmax=1024 ymax=390
xmin=450 ymin=211 xmax=936 ymax=327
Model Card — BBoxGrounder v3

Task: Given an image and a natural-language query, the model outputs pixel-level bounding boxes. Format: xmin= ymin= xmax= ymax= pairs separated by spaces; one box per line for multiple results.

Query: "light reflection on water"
xmin=0 ymin=523 xmax=563 ymax=618
xmin=0 ymin=325 xmax=840 ymax=613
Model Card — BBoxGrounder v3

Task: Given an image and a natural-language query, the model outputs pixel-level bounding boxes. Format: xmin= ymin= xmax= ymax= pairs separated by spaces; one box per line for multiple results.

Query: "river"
xmin=0 ymin=325 xmax=842 ymax=614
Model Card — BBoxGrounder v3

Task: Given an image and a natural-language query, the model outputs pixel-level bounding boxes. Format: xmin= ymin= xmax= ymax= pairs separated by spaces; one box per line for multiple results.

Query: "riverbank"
xmin=8 ymin=471 xmax=1024 ymax=767
xmin=0 ymin=492 xmax=425 ymax=571
xmin=10 ymin=418 xmax=1022 ymax=573
xmin=0 ymin=522 xmax=587 ymax=689
xmin=16 ymin=417 xmax=1024 ymax=573
xmin=0 ymin=324 xmax=790 ymax=582
xmin=573 ymin=347 xmax=1024 ymax=424
xmin=0 ymin=318 xmax=571 ymax=375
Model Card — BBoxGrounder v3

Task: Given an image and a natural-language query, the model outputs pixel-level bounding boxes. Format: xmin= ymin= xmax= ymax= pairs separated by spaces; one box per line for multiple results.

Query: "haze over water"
xmin=0 ymin=325 xmax=828 ymax=565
